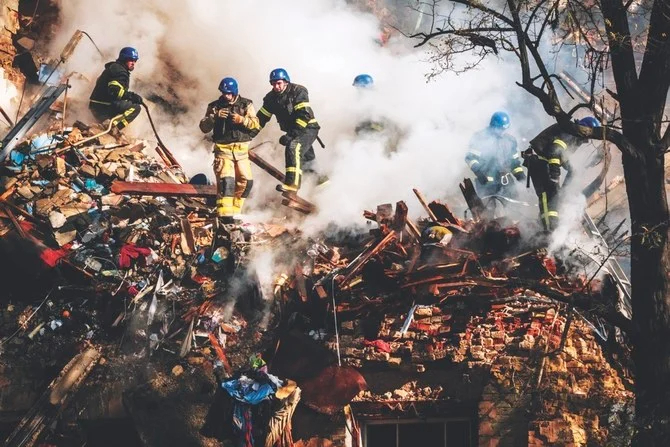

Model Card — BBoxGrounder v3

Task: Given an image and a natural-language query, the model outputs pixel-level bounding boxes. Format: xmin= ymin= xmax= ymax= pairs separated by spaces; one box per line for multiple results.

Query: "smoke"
xmin=51 ymin=0 xmax=552 ymax=230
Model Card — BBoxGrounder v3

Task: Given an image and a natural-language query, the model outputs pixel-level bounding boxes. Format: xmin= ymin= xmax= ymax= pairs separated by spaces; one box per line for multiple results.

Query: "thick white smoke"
xmin=51 ymin=0 xmax=555 ymax=231
xmin=42 ymin=0 xmax=628 ymax=304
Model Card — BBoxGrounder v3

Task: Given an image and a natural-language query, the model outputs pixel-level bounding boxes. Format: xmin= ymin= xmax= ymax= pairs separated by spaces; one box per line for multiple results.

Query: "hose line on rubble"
xmin=331 ymin=276 xmax=342 ymax=367
xmin=141 ymin=101 xmax=180 ymax=168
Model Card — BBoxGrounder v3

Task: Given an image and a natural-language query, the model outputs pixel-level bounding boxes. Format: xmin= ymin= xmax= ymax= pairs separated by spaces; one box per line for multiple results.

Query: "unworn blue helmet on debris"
xmin=219 ymin=77 xmax=239 ymax=96
xmin=118 ymin=47 xmax=139 ymax=61
xmin=269 ymin=68 xmax=290 ymax=83
xmin=353 ymin=74 xmax=374 ymax=88
xmin=489 ymin=111 xmax=511 ymax=129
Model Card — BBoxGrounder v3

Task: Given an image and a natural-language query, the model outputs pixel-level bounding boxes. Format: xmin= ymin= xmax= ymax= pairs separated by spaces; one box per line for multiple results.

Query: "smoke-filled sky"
xmin=53 ymin=0 xmax=581 ymax=231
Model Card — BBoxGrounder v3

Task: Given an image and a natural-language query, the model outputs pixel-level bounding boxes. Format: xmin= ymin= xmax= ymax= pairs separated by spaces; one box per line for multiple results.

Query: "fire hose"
xmin=141 ymin=101 xmax=182 ymax=170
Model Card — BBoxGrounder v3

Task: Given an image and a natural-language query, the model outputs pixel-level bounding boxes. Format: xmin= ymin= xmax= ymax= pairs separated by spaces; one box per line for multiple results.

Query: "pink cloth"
xmin=363 ymin=339 xmax=392 ymax=353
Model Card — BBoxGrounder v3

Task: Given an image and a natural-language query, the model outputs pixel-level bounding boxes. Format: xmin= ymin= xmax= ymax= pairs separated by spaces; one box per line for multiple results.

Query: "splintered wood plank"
xmin=111 ymin=181 xmax=217 ymax=197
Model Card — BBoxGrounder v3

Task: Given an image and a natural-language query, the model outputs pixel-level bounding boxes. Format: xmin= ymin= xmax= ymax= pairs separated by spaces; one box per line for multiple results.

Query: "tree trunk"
xmin=622 ymin=145 xmax=670 ymax=446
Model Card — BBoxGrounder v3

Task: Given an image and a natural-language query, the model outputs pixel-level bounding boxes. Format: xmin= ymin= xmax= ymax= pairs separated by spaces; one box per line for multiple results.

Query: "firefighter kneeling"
xmin=200 ymin=77 xmax=260 ymax=223
xmin=524 ymin=116 xmax=600 ymax=232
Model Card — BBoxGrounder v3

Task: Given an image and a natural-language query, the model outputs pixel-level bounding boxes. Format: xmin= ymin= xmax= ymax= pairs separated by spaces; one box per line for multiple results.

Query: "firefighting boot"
xmin=316 ymin=174 xmax=330 ymax=187
xmin=276 ymin=184 xmax=297 ymax=198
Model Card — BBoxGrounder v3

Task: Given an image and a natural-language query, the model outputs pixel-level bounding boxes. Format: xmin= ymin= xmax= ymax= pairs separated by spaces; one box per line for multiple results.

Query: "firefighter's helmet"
xmin=118 ymin=47 xmax=139 ymax=61
xmin=269 ymin=68 xmax=290 ymax=83
xmin=490 ymin=111 xmax=511 ymax=129
xmin=353 ymin=74 xmax=374 ymax=88
xmin=218 ymin=77 xmax=238 ymax=96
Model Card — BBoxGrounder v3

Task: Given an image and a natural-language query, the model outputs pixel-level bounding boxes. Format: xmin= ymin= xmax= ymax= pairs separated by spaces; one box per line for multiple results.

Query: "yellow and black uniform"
xmin=89 ymin=61 xmax=141 ymax=130
xmin=256 ymin=83 xmax=320 ymax=192
xmin=200 ymin=96 xmax=260 ymax=218
xmin=525 ymin=124 xmax=575 ymax=231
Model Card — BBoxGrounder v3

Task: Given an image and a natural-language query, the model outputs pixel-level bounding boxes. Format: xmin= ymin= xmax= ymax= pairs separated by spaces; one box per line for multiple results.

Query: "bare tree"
xmin=408 ymin=0 xmax=670 ymax=444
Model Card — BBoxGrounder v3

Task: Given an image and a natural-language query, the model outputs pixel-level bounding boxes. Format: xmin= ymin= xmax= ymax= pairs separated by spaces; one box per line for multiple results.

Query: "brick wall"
xmin=0 ymin=0 xmax=22 ymax=131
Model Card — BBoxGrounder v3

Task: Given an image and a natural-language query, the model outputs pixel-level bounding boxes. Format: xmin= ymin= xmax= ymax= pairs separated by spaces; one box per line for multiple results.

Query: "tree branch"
xmin=412 ymin=27 xmax=515 ymax=47
xmin=600 ymin=0 xmax=639 ymax=115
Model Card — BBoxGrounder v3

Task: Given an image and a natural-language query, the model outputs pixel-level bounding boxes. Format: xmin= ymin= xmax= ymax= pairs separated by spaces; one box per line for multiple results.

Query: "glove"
xmin=230 ymin=113 xmax=244 ymax=124
xmin=476 ymin=172 xmax=490 ymax=184
xmin=514 ymin=171 xmax=526 ymax=182
xmin=126 ymin=91 xmax=142 ymax=104
xmin=199 ymin=116 xmax=214 ymax=134
xmin=217 ymin=108 xmax=230 ymax=119
xmin=279 ymin=134 xmax=291 ymax=146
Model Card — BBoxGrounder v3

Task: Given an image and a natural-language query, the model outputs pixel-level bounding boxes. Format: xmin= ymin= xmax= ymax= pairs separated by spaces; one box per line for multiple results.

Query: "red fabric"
xmin=363 ymin=339 xmax=391 ymax=353
xmin=118 ymin=243 xmax=151 ymax=269
xmin=40 ymin=244 xmax=72 ymax=267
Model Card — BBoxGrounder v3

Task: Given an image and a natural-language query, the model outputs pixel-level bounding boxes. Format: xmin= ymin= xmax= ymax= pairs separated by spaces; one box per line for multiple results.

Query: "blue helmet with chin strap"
xmin=118 ymin=47 xmax=139 ymax=61
xmin=353 ymin=74 xmax=374 ymax=88
xmin=269 ymin=68 xmax=290 ymax=83
xmin=490 ymin=111 xmax=511 ymax=129
xmin=577 ymin=116 xmax=601 ymax=128
xmin=218 ymin=77 xmax=239 ymax=96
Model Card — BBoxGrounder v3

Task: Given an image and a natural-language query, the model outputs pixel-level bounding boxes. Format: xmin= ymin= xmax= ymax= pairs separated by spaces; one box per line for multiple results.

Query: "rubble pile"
xmin=0 ymin=117 xmax=298 ymax=389
xmin=271 ymin=197 xmax=633 ymax=445
xmin=0 ymin=118 xmax=634 ymax=445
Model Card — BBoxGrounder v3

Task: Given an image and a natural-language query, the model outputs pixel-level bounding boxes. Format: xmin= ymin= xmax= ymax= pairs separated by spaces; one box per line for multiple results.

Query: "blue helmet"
xmin=577 ymin=116 xmax=601 ymax=128
xmin=490 ymin=111 xmax=510 ymax=129
xmin=118 ymin=47 xmax=139 ymax=61
xmin=353 ymin=74 xmax=374 ymax=88
xmin=218 ymin=77 xmax=239 ymax=96
xmin=269 ymin=68 xmax=290 ymax=83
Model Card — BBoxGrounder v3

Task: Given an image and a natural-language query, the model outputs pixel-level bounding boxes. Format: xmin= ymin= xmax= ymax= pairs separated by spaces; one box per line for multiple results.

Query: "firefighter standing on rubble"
xmin=200 ymin=77 xmax=260 ymax=222
xmin=256 ymin=68 xmax=325 ymax=193
xmin=465 ymin=111 xmax=525 ymax=197
xmin=89 ymin=47 xmax=142 ymax=134
xmin=352 ymin=74 xmax=402 ymax=155
xmin=352 ymin=74 xmax=384 ymax=135
xmin=523 ymin=116 xmax=600 ymax=232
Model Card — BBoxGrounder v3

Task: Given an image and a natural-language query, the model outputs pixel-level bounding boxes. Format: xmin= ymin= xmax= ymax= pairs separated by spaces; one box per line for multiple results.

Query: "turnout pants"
xmin=283 ymin=128 xmax=318 ymax=192
xmin=213 ymin=142 xmax=253 ymax=218
xmin=89 ymin=99 xmax=141 ymax=130
xmin=526 ymin=155 xmax=560 ymax=231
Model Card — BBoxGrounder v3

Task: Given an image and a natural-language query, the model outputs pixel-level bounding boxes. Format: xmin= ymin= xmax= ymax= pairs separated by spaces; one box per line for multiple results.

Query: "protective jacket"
xmin=257 ymin=83 xmax=320 ymax=137
xmin=89 ymin=60 xmax=141 ymax=129
xmin=199 ymin=96 xmax=259 ymax=145
xmin=90 ymin=61 xmax=139 ymax=106
xmin=465 ymin=127 xmax=524 ymax=195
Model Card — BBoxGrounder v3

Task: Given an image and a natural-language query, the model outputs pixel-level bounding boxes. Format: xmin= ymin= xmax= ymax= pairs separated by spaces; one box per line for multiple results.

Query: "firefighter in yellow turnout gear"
xmin=199 ymin=77 xmax=260 ymax=222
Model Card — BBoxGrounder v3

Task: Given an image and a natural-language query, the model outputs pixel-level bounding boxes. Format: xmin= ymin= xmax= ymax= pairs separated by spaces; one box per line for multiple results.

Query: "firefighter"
xmin=524 ymin=116 xmax=600 ymax=231
xmin=199 ymin=77 xmax=260 ymax=223
xmin=353 ymin=74 xmax=384 ymax=135
xmin=89 ymin=47 xmax=142 ymax=133
xmin=465 ymin=111 xmax=525 ymax=197
xmin=352 ymin=74 xmax=401 ymax=153
xmin=256 ymin=68 xmax=322 ymax=193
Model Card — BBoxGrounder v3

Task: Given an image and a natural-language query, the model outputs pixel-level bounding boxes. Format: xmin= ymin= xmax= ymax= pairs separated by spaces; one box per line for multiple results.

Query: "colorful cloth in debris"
xmin=222 ymin=375 xmax=280 ymax=405
xmin=232 ymin=404 xmax=254 ymax=447
xmin=40 ymin=244 xmax=71 ymax=267
xmin=363 ymin=339 xmax=392 ymax=353
xmin=118 ymin=243 xmax=151 ymax=268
